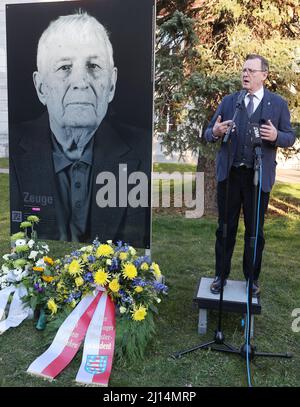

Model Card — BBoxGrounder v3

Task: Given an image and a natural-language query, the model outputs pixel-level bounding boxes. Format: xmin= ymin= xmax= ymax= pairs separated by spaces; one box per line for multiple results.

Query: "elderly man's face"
xmin=241 ymin=58 xmax=268 ymax=93
xmin=33 ymin=31 xmax=117 ymax=130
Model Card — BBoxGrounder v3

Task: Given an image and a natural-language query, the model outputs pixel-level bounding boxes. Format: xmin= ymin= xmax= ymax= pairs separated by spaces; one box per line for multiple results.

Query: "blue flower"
xmin=83 ymin=272 xmax=94 ymax=282
xmin=93 ymin=238 xmax=100 ymax=248
xmin=152 ymin=281 xmax=168 ymax=294
xmin=109 ymin=257 xmax=119 ymax=271
xmin=87 ymin=255 xmax=96 ymax=263
xmin=71 ymin=250 xmax=81 ymax=257
xmin=132 ymin=277 xmax=147 ymax=287
xmin=65 ymin=294 xmax=74 ymax=303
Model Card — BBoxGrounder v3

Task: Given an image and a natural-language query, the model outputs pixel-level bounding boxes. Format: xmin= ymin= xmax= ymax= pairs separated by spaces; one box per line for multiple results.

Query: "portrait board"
xmin=7 ymin=0 xmax=155 ymax=248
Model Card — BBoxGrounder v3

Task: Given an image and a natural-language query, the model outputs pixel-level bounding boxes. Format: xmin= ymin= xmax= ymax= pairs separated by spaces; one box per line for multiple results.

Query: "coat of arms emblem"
xmin=84 ymin=355 xmax=108 ymax=374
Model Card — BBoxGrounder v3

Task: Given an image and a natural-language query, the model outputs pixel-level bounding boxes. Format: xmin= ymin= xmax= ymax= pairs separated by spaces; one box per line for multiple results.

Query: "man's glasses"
xmin=242 ymin=68 xmax=267 ymax=74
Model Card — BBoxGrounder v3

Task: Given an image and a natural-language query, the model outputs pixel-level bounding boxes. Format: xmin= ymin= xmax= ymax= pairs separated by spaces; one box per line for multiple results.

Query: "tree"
xmin=156 ymin=0 xmax=300 ymax=214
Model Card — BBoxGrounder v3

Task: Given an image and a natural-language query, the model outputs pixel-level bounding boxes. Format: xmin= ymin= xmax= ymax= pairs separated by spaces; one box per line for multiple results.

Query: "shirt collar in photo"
xmin=51 ymin=133 xmax=94 ymax=174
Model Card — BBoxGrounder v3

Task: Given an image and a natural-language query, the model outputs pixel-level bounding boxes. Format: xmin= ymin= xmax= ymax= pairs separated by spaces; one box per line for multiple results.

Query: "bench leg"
xmin=198 ymin=308 xmax=207 ymax=334
xmin=244 ymin=314 xmax=254 ymax=339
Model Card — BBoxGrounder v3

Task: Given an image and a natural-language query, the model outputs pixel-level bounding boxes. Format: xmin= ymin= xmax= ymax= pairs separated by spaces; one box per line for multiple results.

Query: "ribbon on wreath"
xmin=0 ymin=285 xmax=33 ymax=334
xmin=27 ymin=290 xmax=116 ymax=387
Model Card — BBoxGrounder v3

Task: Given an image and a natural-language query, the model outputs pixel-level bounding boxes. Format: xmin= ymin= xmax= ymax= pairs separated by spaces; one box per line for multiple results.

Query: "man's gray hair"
xmin=36 ymin=11 xmax=114 ymax=73
xmin=245 ymin=54 xmax=269 ymax=72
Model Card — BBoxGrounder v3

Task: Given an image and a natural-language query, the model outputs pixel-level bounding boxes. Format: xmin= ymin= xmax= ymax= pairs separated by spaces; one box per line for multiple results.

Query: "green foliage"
xmin=114 ymin=312 xmax=156 ymax=364
xmin=156 ymin=0 xmax=300 ymax=164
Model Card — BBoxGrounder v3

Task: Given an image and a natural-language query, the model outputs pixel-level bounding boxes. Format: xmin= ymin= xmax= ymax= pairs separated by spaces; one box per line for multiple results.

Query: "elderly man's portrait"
xmin=7 ymin=0 xmax=154 ymax=248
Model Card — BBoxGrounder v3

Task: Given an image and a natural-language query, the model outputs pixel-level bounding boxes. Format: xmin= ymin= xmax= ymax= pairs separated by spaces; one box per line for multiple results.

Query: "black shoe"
xmin=252 ymin=281 xmax=260 ymax=298
xmin=210 ymin=277 xmax=227 ymax=295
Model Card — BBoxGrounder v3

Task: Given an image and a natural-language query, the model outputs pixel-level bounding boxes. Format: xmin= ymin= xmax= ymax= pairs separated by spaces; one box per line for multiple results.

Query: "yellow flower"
xmin=94 ymin=269 xmax=110 ymax=286
xmin=108 ymin=278 xmax=120 ymax=293
xmin=43 ymin=256 xmax=54 ymax=266
xmin=81 ymin=253 xmax=88 ymax=263
xmin=33 ymin=266 xmax=44 ymax=272
xmin=42 ymin=275 xmax=54 ymax=283
xmin=119 ymin=252 xmax=128 ymax=261
xmin=132 ymin=305 xmax=147 ymax=321
xmin=141 ymin=262 xmax=149 ymax=271
xmin=68 ymin=260 xmax=82 ymax=276
xmin=96 ymin=244 xmax=114 ymax=258
xmin=122 ymin=263 xmax=138 ymax=280
xmin=75 ymin=276 xmax=84 ymax=287
xmin=151 ymin=262 xmax=161 ymax=279
xmin=70 ymin=299 xmax=77 ymax=308
xmin=57 ymin=281 xmax=65 ymax=291
xmin=134 ymin=286 xmax=144 ymax=293
xmin=47 ymin=298 xmax=57 ymax=315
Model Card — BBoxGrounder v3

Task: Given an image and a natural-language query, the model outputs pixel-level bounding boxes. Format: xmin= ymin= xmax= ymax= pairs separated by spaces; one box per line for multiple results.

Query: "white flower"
xmin=28 ymin=239 xmax=35 ymax=248
xmin=156 ymin=298 xmax=162 ymax=303
xmin=42 ymin=244 xmax=49 ymax=253
xmin=106 ymin=259 xmax=112 ymax=266
xmin=36 ymin=258 xmax=46 ymax=268
xmin=106 ymin=240 xmax=112 ymax=245
xmin=2 ymin=254 xmax=11 ymax=261
xmin=119 ymin=306 xmax=127 ymax=314
xmin=128 ymin=246 xmax=136 ymax=256
xmin=15 ymin=239 xmax=27 ymax=247
xmin=1 ymin=265 xmax=9 ymax=274
xmin=28 ymin=250 xmax=39 ymax=260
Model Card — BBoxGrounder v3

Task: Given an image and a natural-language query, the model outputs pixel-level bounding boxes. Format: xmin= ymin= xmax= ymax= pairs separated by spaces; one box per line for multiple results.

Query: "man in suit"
xmin=205 ymin=54 xmax=295 ymax=296
xmin=9 ymin=11 xmax=151 ymax=248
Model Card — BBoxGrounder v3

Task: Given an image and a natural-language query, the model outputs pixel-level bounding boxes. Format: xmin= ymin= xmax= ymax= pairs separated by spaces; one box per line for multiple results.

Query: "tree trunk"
xmin=197 ymin=153 xmax=217 ymax=215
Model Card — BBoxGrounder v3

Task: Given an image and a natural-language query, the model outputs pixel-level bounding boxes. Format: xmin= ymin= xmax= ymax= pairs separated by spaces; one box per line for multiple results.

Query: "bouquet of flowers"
xmin=46 ymin=238 xmax=168 ymax=361
xmin=0 ymin=216 xmax=57 ymax=326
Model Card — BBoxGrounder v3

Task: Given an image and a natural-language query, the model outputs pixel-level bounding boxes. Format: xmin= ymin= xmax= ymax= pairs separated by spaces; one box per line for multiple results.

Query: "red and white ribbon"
xmin=75 ymin=292 xmax=116 ymax=386
xmin=27 ymin=292 xmax=101 ymax=379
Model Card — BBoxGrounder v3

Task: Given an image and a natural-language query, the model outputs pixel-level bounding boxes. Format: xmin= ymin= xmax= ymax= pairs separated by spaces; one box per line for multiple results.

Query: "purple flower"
xmin=34 ymin=283 xmax=44 ymax=293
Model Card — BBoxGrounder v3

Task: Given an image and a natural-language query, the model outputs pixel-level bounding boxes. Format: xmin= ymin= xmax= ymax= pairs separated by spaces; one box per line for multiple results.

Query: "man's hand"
xmin=260 ymin=120 xmax=278 ymax=142
xmin=212 ymin=115 xmax=233 ymax=138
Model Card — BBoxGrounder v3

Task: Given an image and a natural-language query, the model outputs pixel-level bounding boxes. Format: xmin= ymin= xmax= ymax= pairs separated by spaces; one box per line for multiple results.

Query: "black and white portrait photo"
xmin=7 ymin=0 xmax=154 ymax=248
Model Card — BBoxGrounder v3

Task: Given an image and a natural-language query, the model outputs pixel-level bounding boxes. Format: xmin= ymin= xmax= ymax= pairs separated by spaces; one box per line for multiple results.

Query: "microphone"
xmin=250 ymin=123 xmax=262 ymax=147
xmin=250 ymin=123 xmax=262 ymax=186
xmin=223 ymin=89 xmax=247 ymax=143
xmin=236 ymin=89 xmax=247 ymax=108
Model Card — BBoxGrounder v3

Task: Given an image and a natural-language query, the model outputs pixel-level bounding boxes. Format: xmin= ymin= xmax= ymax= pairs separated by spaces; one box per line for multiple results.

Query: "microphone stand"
xmin=171 ymin=96 xmax=292 ymax=386
xmin=240 ymin=142 xmax=292 ymax=361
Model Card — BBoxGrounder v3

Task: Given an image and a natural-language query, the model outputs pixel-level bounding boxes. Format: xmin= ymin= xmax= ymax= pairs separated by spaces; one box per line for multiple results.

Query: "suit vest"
xmin=233 ymin=99 xmax=263 ymax=168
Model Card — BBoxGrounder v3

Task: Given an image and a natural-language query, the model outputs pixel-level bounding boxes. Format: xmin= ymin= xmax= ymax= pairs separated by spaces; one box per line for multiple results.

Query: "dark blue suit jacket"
xmin=204 ymin=88 xmax=295 ymax=192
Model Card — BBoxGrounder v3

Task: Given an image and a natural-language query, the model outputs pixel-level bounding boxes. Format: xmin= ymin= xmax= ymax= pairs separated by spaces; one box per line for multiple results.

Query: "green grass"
xmin=271 ymin=182 xmax=300 ymax=203
xmin=0 ymin=174 xmax=299 ymax=387
xmin=153 ymin=162 xmax=196 ymax=173
xmin=0 ymin=158 xmax=9 ymax=169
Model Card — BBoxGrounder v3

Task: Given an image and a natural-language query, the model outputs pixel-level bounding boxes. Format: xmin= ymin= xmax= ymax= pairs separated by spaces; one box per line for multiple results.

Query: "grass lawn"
xmin=0 ymin=158 xmax=9 ymax=169
xmin=0 ymin=172 xmax=299 ymax=387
